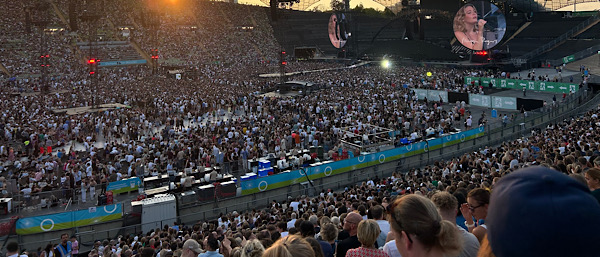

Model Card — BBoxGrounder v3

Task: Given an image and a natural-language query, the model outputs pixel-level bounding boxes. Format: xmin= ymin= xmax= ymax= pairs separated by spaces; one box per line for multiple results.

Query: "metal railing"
xmin=545 ymin=43 xmax=600 ymax=67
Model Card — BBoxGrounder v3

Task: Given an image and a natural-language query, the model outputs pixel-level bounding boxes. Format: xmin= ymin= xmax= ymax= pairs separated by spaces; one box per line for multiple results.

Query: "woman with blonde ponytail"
xmin=262 ymin=235 xmax=315 ymax=257
xmin=387 ymin=194 xmax=463 ymax=257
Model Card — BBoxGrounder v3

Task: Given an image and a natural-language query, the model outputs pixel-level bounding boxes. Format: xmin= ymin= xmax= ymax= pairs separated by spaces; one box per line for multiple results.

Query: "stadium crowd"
xmin=1 ymin=1 xmax=599 ymax=257
xmin=0 ymin=0 xmax=507 ymax=210
xmin=10 ymin=104 xmax=600 ymax=257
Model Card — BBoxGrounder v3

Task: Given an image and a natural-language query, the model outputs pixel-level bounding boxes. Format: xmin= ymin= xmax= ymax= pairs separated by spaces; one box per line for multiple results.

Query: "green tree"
xmin=331 ymin=0 xmax=345 ymax=11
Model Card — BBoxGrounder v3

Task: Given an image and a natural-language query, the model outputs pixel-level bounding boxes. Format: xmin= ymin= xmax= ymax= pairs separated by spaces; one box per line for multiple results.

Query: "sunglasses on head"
xmin=386 ymin=199 xmax=414 ymax=244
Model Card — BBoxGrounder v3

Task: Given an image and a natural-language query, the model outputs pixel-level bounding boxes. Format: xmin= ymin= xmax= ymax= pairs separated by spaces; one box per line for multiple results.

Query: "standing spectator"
xmin=387 ymin=194 xmax=462 ymax=257
xmin=6 ymin=242 xmax=27 ymax=257
xmin=277 ymin=222 xmax=289 ymax=238
xmin=81 ymin=178 xmax=90 ymax=203
xmin=263 ymin=235 xmax=315 ymax=257
xmin=300 ymin=221 xmax=330 ymax=257
xmin=465 ymin=116 xmax=472 ymax=130
xmin=382 ymin=240 xmax=401 ymax=257
xmin=369 ymin=205 xmax=389 ymax=249
xmin=39 ymin=244 xmax=54 ymax=257
xmin=335 ymin=212 xmax=362 ymax=257
xmin=459 ymin=188 xmax=490 ymax=243
xmin=54 ymin=233 xmax=72 ymax=257
xmin=287 ymin=212 xmax=297 ymax=229
xmin=240 ymin=239 xmax=264 ymax=257
xmin=71 ymin=236 xmax=79 ymax=257
xmin=318 ymin=223 xmax=337 ymax=257
xmin=199 ymin=235 xmax=223 ymax=257
xmin=585 ymin=168 xmax=600 ymax=203
xmin=345 ymin=220 xmax=389 ymax=257
xmin=431 ymin=192 xmax=480 ymax=257
xmin=181 ymin=240 xmax=202 ymax=257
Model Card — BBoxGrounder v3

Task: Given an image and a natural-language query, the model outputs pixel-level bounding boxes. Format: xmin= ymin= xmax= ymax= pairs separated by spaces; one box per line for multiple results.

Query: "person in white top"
xmin=277 ymin=221 xmax=289 ymax=238
xmin=383 ymin=240 xmax=401 ymax=257
xmin=287 ymin=212 xmax=297 ymax=229
xmin=369 ymin=205 xmax=390 ymax=249
xmin=289 ymin=198 xmax=300 ymax=212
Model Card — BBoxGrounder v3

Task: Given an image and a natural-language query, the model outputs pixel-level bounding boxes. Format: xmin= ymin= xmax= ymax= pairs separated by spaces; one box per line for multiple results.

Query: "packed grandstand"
xmin=0 ymin=0 xmax=599 ymax=257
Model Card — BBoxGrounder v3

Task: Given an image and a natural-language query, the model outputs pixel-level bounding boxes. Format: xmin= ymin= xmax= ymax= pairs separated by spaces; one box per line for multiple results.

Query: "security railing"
xmin=545 ymin=43 xmax=600 ymax=67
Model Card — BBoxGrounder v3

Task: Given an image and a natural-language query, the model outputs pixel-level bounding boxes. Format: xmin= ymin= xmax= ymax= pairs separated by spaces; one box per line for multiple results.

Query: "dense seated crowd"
xmin=10 ymin=105 xmax=600 ymax=257
xmin=0 ymin=0 xmax=583 ymax=215
xmin=0 ymin=0 xmax=501 ymax=209
xmin=1 ymin=1 xmax=599 ymax=257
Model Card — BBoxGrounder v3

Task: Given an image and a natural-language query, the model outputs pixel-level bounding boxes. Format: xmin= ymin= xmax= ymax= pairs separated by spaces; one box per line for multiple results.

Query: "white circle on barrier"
xmin=299 ymin=168 xmax=305 ymax=176
xmin=445 ymin=136 xmax=453 ymax=141
xmin=479 ymin=126 xmax=485 ymax=132
xmin=424 ymin=144 xmax=429 ymax=152
xmin=104 ymin=204 xmax=118 ymax=214
xmin=379 ymin=154 xmax=386 ymax=163
xmin=40 ymin=219 xmax=55 ymax=232
xmin=406 ymin=143 xmax=413 ymax=151
xmin=460 ymin=134 xmax=466 ymax=142
xmin=258 ymin=181 xmax=268 ymax=191
xmin=357 ymin=155 xmax=365 ymax=163
xmin=324 ymin=166 xmax=333 ymax=176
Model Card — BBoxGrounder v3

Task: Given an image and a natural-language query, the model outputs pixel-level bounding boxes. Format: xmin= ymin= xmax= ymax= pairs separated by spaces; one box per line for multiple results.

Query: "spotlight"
xmin=381 ymin=59 xmax=391 ymax=69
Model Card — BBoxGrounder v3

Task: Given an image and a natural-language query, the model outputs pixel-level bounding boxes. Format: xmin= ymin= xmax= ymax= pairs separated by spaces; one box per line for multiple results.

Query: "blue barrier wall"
xmin=16 ymin=204 xmax=122 ymax=235
xmin=107 ymin=177 xmax=142 ymax=194
xmin=241 ymin=127 xmax=485 ymax=194
xmin=98 ymin=59 xmax=147 ymax=67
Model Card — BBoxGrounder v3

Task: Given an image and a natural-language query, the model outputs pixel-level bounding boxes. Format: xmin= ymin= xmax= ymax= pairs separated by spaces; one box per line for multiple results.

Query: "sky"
xmin=237 ymin=0 xmax=387 ymax=11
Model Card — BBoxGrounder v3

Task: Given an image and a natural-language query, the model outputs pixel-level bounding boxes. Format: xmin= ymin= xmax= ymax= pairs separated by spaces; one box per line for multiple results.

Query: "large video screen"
xmin=328 ymin=13 xmax=347 ymax=49
xmin=453 ymin=1 xmax=506 ymax=50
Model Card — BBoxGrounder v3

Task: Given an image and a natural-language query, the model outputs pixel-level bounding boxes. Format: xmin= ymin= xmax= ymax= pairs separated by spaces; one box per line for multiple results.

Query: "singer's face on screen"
xmin=464 ymin=6 xmax=478 ymax=25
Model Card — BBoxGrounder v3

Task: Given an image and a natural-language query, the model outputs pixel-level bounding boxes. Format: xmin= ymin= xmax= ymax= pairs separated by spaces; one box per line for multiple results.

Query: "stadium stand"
xmin=0 ymin=1 xmax=599 ymax=257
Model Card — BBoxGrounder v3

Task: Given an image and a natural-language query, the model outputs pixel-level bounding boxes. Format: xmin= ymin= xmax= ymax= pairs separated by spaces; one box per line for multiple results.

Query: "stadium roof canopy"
xmin=236 ymin=0 xmax=599 ymax=12
xmin=507 ymin=0 xmax=600 ymax=12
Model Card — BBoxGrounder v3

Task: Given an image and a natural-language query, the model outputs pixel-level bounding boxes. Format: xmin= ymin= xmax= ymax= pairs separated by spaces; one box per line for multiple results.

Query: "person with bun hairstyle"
xmin=387 ymin=194 xmax=463 ymax=257
xmin=262 ymin=235 xmax=315 ymax=257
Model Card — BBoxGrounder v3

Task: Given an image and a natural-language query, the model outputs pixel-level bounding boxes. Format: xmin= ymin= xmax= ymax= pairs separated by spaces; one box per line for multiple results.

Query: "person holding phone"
xmin=454 ymin=4 xmax=487 ymax=50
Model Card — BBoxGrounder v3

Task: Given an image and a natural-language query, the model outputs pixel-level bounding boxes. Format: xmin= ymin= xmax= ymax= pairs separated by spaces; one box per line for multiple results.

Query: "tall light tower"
xmin=80 ymin=0 xmax=102 ymax=108
xmin=30 ymin=1 xmax=51 ymax=94
xmin=279 ymin=50 xmax=287 ymax=86
xmin=147 ymin=10 xmax=160 ymax=74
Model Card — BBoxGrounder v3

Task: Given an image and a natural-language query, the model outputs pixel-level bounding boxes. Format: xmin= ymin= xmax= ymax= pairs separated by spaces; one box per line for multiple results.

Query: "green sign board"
xmin=563 ymin=55 xmax=575 ymax=64
xmin=465 ymin=77 xmax=578 ymax=94
xmin=491 ymin=96 xmax=517 ymax=110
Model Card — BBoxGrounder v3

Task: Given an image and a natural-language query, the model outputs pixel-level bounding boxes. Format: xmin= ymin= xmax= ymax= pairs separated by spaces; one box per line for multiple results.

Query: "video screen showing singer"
xmin=453 ymin=1 xmax=506 ymax=51
xmin=453 ymin=4 xmax=486 ymax=50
